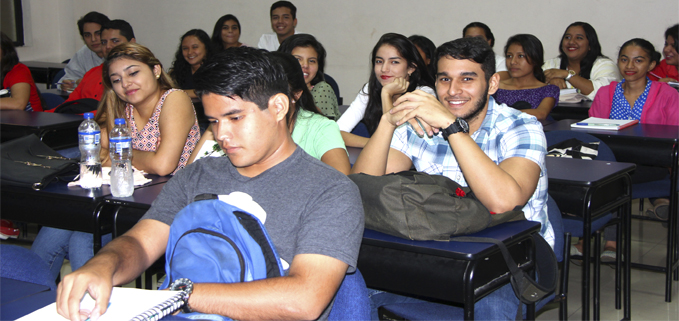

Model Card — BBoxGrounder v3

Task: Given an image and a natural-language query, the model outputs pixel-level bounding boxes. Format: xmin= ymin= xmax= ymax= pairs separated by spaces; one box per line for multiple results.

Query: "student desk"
xmin=0 ymin=278 xmax=51 ymax=306
xmin=23 ymin=61 xmax=67 ymax=89
xmin=0 ymin=175 xmax=170 ymax=253
xmin=42 ymin=88 xmax=71 ymax=99
xmin=544 ymin=119 xmax=679 ymax=303
xmin=550 ymin=100 xmax=591 ymax=120
xmin=358 ymin=221 xmax=541 ymax=320
xmin=0 ymin=110 xmax=82 ymax=149
xmin=546 ymin=157 xmax=635 ymax=320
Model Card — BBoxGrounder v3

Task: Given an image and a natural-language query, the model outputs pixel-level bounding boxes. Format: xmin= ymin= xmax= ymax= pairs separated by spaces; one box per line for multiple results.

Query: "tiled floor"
xmin=3 ymin=199 xmax=679 ymax=320
xmin=537 ymin=200 xmax=679 ymax=320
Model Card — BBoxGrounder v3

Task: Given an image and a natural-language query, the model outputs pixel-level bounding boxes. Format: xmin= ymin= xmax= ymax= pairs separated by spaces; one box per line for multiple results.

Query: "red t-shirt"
xmin=648 ymin=59 xmax=679 ymax=82
xmin=64 ymin=64 xmax=104 ymax=103
xmin=2 ymin=63 xmax=43 ymax=111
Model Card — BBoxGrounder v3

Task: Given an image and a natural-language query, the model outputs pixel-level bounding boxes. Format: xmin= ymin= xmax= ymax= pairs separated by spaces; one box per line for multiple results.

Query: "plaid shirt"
xmin=390 ymin=97 xmax=554 ymax=247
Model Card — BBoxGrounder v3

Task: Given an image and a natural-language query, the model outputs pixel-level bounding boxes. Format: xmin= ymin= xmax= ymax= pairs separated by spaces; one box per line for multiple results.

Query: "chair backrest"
xmin=323 ymin=73 xmax=342 ymax=105
xmin=328 ymin=269 xmax=371 ymax=321
xmin=41 ymin=93 xmax=66 ymax=110
xmin=545 ymin=130 xmax=617 ymax=162
xmin=0 ymin=244 xmax=57 ymax=290
xmin=546 ymin=194 xmax=564 ymax=262
xmin=50 ymin=69 xmax=66 ymax=89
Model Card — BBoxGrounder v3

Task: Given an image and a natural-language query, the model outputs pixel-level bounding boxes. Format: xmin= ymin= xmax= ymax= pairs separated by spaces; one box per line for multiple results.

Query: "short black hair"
xmin=434 ymin=37 xmax=496 ymax=82
xmin=102 ymin=19 xmax=135 ymax=41
xmin=270 ymin=1 xmax=296 ymax=20
xmin=504 ymin=34 xmax=546 ymax=82
xmin=463 ymin=22 xmax=495 ymax=48
xmin=278 ymin=34 xmax=327 ymax=85
xmin=77 ymin=11 xmax=110 ymax=37
xmin=665 ymin=24 xmax=679 ymax=53
xmin=194 ymin=47 xmax=290 ymax=110
xmin=1 ymin=32 xmax=19 ymax=84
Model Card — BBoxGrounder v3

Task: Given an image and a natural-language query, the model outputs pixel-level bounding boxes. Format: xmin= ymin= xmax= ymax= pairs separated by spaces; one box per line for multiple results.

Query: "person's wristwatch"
xmin=441 ymin=118 xmax=469 ymax=140
xmin=565 ymin=69 xmax=576 ymax=82
xmin=170 ymin=278 xmax=194 ymax=313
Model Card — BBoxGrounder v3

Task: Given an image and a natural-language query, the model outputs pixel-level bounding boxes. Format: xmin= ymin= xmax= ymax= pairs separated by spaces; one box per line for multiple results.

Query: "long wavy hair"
xmin=95 ymin=43 xmax=174 ymax=131
xmin=169 ymin=29 xmax=215 ymax=89
xmin=504 ymin=34 xmax=546 ymax=82
xmin=1 ymin=32 xmax=20 ymax=85
xmin=362 ymin=33 xmax=434 ymax=135
xmin=557 ymin=22 xmax=605 ymax=79
xmin=211 ymin=14 xmax=241 ymax=50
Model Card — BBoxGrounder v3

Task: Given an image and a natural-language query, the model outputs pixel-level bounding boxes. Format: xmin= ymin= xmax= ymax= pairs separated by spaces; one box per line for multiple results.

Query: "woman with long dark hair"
xmin=278 ymin=34 xmax=339 ymax=119
xmin=543 ymin=22 xmax=619 ymax=100
xmin=210 ymin=14 xmax=247 ymax=50
xmin=492 ymin=34 xmax=559 ymax=120
xmin=33 ymin=43 xmax=201 ymax=280
xmin=336 ymin=33 xmax=435 ymax=148
xmin=0 ymin=32 xmax=42 ymax=111
xmin=169 ymin=29 xmax=216 ymax=98
xmin=463 ymin=22 xmax=509 ymax=80
xmin=649 ymin=24 xmax=678 ymax=83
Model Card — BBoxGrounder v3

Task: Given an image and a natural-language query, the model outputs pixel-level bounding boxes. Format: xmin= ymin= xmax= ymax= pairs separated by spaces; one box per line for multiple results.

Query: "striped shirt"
xmin=390 ymin=97 xmax=554 ymax=247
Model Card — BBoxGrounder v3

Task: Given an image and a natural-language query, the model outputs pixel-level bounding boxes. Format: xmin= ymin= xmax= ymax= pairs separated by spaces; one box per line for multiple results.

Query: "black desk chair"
xmin=324 ymin=73 xmax=342 ymax=105
xmin=545 ymin=130 xmax=624 ymax=320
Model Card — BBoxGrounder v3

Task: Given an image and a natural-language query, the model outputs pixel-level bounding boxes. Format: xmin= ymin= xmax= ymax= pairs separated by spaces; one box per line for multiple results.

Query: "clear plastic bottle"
xmin=78 ymin=112 xmax=102 ymax=188
xmin=109 ymin=118 xmax=134 ymax=197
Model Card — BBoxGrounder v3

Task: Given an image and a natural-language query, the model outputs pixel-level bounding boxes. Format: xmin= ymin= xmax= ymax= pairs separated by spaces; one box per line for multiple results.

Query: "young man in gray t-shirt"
xmin=56 ymin=48 xmax=364 ymax=321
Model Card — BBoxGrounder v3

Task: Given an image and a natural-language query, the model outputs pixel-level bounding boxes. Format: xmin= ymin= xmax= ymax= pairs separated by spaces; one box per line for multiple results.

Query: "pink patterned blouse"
xmin=125 ymin=89 xmax=201 ymax=175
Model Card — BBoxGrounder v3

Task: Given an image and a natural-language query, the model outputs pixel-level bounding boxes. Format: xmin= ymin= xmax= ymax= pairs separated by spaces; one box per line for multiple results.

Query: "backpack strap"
xmin=451 ymin=234 xmax=557 ymax=320
xmin=194 ymin=193 xmax=218 ymax=201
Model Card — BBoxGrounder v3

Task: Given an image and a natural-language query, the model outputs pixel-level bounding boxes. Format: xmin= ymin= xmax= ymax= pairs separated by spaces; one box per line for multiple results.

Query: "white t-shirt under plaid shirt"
xmin=390 ymin=97 xmax=554 ymax=248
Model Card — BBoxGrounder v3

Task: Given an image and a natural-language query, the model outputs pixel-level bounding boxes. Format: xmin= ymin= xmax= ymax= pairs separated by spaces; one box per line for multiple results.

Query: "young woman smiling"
xmin=543 ymin=22 xmax=619 ymax=100
xmin=492 ymin=34 xmax=559 ymax=120
xmin=649 ymin=24 xmax=679 ymax=83
xmin=211 ymin=14 xmax=247 ymax=50
xmin=587 ymin=39 xmax=678 ymax=257
xmin=278 ymin=34 xmax=339 ymax=119
xmin=169 ymin=29 xmax=216 ymax=98
xmin=336 ymin=33 xmax=435 ymax=148
xmin=32 ymin=43 xmax=201 ymax=280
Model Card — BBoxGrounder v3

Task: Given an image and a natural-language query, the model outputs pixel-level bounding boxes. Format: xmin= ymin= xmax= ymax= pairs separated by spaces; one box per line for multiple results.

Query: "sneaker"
xmin=600 ymin=249 xmax=616 ymax=263
xmin=0 ymin=219 xmax=20 ymax=239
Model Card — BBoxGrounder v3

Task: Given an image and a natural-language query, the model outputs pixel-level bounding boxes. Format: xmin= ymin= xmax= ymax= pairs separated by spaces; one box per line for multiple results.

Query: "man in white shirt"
xmin=257 ymin=1 xmax=298 ymax=51
xmin=58 ymin=11 xmax=109 ymax=91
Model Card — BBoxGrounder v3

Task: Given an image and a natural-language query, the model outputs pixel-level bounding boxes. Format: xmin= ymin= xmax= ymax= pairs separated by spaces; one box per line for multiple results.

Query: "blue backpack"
xmin=160 ymin=193 xmax=284 ymax=290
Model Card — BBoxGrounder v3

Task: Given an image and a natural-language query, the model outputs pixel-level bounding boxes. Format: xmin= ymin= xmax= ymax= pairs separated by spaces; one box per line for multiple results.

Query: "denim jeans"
xmin=31 ymin=227 xmax=112 ymax=280
xmin=369 ymin=283 xmax=523 ymax=320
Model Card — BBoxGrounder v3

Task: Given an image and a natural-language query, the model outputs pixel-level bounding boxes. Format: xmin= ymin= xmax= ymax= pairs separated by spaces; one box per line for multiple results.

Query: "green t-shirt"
xmin=291 ymin=109 xmax=346 ymax=160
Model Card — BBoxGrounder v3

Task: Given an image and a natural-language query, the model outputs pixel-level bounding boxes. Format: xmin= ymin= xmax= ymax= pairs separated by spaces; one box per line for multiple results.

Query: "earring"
xmin=156 ymin=74 xmax=160 ymax=79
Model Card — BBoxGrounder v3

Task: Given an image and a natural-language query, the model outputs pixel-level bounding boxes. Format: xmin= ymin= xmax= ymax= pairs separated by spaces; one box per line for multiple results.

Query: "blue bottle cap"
xmin=114 ymin=118 xmax=126 ymax=125
xmin=83 ymin=112 xmax=94 ymax=119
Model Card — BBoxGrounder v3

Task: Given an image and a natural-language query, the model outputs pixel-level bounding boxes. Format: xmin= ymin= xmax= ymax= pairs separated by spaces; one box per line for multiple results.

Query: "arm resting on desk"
xmin=56 ymin=219 xmax=169 ymax=321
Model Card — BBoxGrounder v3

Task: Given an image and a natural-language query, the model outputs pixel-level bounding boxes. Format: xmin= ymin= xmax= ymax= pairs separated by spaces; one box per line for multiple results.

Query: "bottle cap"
xmin=83 ymin=112 xmax=94 ymax=119
xmin=114 ymin=118 xmax=126 ymax=125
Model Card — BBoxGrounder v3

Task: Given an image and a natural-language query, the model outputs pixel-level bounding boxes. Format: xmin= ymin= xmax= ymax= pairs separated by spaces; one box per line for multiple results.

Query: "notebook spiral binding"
xmin=130 ymin=290 xmax=187 ymax=321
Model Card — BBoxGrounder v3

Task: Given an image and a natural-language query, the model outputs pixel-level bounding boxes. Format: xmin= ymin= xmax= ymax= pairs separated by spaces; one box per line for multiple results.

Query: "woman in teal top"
xmin=189 ymin=51 xmax=349 ymax=174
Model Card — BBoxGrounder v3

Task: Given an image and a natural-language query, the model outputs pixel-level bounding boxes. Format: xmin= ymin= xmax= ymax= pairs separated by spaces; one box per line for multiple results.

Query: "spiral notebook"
xmin=17 ymin=287 xmax=185 ymax=321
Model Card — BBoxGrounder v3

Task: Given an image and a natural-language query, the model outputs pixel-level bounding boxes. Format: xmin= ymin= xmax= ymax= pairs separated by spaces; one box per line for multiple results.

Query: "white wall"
xmin=16 ymin=0 xmax=679 ymax=98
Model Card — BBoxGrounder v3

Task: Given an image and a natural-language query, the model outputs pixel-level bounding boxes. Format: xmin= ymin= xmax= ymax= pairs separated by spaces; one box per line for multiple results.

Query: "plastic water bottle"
xmin=109 ymin=118 xmax=134 ymax=197
xmin=78 ymin=112 xmax=102 ymax=188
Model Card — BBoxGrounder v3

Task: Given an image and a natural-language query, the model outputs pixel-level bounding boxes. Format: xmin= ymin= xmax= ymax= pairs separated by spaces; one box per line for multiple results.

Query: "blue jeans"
xmin=31 ymin=227 xmax=112 ymax=280
xmin=369 ymin=283 xmax=523 ymax=320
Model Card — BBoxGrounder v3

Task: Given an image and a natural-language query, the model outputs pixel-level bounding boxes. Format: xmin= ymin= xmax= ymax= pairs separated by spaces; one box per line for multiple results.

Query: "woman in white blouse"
xmin=543 ymin=22 xmax=620 ymax=100
xmin=336 ymin=33 xmax=435 ymax=148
